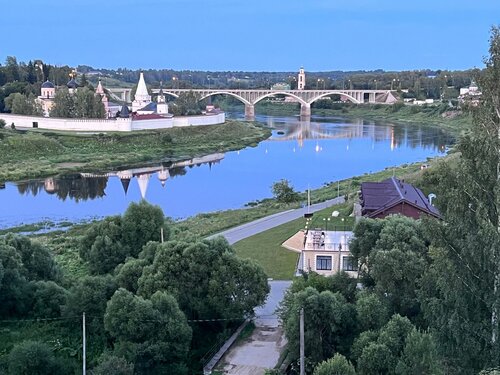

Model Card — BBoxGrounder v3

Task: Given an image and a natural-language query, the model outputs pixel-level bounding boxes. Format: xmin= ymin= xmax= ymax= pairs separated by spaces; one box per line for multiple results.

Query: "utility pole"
xmin=300 ymin=308 xmax=305 ymax=375
xmin=83 ymin=312 xmax=86 ymax=375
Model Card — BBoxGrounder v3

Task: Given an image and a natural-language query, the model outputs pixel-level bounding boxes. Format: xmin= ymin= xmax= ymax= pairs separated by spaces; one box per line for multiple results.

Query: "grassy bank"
xmin=233 ymin=203 xmax=355 ymax=280
xmin=0 ymin=120 xmax=271 ymax=182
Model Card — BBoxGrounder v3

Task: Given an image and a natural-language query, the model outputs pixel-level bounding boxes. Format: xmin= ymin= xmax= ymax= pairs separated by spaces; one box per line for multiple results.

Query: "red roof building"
xmin=360 ymin=177 xmax=440 ymax=219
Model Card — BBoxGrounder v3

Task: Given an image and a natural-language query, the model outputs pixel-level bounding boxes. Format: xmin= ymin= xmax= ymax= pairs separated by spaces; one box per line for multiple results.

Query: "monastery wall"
xmin=0 ymin=114 xmax=132 ymax=132
xmin=0 ymin=112 xmax=225 ymax=133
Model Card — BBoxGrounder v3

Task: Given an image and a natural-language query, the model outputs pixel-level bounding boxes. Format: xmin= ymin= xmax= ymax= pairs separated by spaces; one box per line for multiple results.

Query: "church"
xmin=37 ymin=71 xmax=169 ymax=119
xmin=130 ymin=72 xmax=169 ymax=116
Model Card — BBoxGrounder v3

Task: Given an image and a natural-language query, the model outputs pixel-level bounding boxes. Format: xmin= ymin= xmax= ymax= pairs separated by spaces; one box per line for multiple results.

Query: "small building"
xmin=360 ymin=177 xmax=440 ymax=219
xmin=300 ymin=230 xmax=358 ymax=277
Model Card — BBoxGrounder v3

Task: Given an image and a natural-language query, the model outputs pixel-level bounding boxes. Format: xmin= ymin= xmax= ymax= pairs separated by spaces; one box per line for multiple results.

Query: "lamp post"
xmin=207 ymin=75 xmax=211 ymax=90
xmin=172 ymin=76 xmax=177 ymax=89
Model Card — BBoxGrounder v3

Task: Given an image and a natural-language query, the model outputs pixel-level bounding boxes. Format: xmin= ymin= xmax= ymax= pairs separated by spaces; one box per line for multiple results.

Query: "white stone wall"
xmin=0 ymin=112 xmax=225 ymax=132
xmin=172 ymin=112 xmax=225 ymax=127
xmin=132 ymin=118 xmax=173 ymax=130
xmin=0 ymin=114 xmax=132 ymax=132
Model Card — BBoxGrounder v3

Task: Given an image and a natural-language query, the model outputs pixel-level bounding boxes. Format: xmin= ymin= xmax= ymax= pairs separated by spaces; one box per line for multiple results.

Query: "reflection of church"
xmin=34 ymin=153 xmax=225 ymax=201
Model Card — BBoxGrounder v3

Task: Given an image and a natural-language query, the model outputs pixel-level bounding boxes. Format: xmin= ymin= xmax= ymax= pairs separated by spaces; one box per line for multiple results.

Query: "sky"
xmin=2 ymin=0 xmax=499 ymax=72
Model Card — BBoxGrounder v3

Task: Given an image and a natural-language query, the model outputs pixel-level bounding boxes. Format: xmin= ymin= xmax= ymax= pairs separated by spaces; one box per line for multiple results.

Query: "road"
xmin=210 ymin=197 xmax=345 ymax=245
xmin=219 ymin=281 xmax=292 ymax=375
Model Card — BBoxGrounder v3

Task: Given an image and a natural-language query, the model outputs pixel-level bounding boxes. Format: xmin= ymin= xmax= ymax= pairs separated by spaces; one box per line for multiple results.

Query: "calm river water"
xmin=0 ymin=114 xmax=453 ymax=228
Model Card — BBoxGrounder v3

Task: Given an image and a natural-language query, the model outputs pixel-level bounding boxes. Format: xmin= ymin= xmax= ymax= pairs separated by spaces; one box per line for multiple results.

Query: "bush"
xmin=0 ymin=119 xmax=6 ymax=129
xmin=93 ymin=354 xmax=134 ymax=375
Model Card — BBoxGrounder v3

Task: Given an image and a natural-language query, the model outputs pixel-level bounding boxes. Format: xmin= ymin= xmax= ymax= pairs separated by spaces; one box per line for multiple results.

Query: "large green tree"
xmin=417 ymin=26 xmax=500 ymax=373
xmin=279 ymin=287 xmax=357 ymax=364
xmin=138 ymin=237 xmax=269 ymax=319
xmin=104 ymin=288 xmax=191 ymax=374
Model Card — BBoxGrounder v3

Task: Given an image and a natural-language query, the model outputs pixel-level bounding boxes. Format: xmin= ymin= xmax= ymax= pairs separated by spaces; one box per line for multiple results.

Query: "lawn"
xmin=232 ymin=203 xmax=355 ymax=280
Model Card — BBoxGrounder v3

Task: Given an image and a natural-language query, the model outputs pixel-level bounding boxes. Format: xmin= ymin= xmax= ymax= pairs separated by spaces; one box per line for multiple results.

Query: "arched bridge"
xmin=150 ymin=89 xmax=397 ymax=117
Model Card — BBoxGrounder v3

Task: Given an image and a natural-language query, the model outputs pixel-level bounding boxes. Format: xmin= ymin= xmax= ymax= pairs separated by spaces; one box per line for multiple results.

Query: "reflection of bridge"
xmin=109 ymin=87 xmax=397 ymax=117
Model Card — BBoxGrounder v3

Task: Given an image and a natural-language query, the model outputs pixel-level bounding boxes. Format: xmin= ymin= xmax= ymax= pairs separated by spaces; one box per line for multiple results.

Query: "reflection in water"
xmin=2 ymin=114 xmax=454 ymax=227
xmin=268 ymin=117 xmax=451 ymax=152
xmin=16 ymin=153 xmax=224 ymax=202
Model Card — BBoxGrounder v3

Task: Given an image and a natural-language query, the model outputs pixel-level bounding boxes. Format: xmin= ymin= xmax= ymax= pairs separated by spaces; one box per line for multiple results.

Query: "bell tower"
xmin=298 ymin=67 xmax=306 ymax=90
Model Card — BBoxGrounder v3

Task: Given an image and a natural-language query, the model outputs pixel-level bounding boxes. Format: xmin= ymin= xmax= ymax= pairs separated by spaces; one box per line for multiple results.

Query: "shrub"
xmin=0 ymin=119 xmax=6 ymax=128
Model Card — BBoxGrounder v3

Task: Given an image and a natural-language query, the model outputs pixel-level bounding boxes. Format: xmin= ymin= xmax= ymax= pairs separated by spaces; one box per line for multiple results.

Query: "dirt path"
xmin=218 ymin=281 xmax=291 ymax=375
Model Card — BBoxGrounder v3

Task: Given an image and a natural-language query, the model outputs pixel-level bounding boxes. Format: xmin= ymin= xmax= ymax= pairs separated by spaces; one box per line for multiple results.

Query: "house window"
xmin=342 ymin=256 xmax=358 ymax=271
xmin=316 ymin=256 xmax=332 ymax=271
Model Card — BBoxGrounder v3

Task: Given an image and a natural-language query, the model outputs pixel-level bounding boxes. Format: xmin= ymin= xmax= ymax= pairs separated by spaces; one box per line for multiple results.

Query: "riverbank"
xmin=3 ymin=151 xmax=456 ymax=281
xmin=0 ymin=120 xmax=270 ymax=182
xmin=223 ymin=101 xmax=472 ymax=135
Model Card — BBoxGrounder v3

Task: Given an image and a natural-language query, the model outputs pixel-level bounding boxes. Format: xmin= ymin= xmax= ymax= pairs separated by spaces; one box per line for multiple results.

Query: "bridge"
xmin=107 ymin=87 xmax=397 ymax=117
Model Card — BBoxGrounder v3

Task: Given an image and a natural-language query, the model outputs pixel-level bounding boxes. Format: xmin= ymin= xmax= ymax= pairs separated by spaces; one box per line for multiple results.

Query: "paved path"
xmin=210 ymin=197 xmax=345 ymax=245
xmin=219 ymin=281 xmax=292 ymax=375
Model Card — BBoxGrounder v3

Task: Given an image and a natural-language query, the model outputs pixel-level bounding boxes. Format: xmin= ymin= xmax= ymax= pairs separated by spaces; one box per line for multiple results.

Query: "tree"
xmin=271 ymin=179 xmax=300 ymax=203
xmin=104 ymin=289 xmax=192 ymax=374
xmin=357 ymin=342 xmax=395 ymax=375
xmin=31 ymin=280 xmax=68 ymax=318
xmin=279 ymin=287 xmax=357 ymax=364
xmin=0 ymin=241 xmax=30 ymax=317
xmin=8 ymin=340 xmax=61 ymax=375
xmin=356 ymin=291 xmax=389 ymax=332
xmin=121 ymin=201 xmax=168 ymax=257
xmin=417 ymin=26 xmax=500 ymax=373
xmin=50 ymin=88 xmax=75 ymax=118
xmin=5 ymin=56 xmax=20 ymax=82
xmin=169 ymin=91 xmax=203 ymax=116
xmin=115 ymin=258 xmax=149 ymax=293
xmin=138 ymin=237 xmax=269 ymax=319
xmin=351 ymin=216 xmax=428 ymax=318
xmin=4 ymin=234 xmax=59 ymax=281
xmin=64 ymin=275 xmax=117 ymax=330
xmin=50 ymin=86 xmax=105 ymax=118
xmin=93 ymin=354 xmax=134 ymax=375
xmin=4 ymin=92 xmax=42 ymax=115
xmin=313 ymin=353 xmax=356 ymax=375
xmin=395 ymin=329 xmax=443 ymax=375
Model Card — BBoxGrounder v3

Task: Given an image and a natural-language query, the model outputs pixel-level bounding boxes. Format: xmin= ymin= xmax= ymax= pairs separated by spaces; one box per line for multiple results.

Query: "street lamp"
xmin=207 ymin=75 xmax=211 ymax=90
xmin=374 ymin=79 xmax=378 ymax=90
xmin=172 ymin=76 xmax=177 ymax=89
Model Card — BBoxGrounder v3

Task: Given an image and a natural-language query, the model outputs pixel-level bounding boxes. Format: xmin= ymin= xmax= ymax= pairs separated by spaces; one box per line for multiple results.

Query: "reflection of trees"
xmin=17 ymin=176 xmax=108 ymax=202
xmin=168 ymin=167 xmax=187 ymax=178
xmin=17 ymin=180 xmax=45 ymax=196
xmin=54 ymin=176 xmax=108 ymax=202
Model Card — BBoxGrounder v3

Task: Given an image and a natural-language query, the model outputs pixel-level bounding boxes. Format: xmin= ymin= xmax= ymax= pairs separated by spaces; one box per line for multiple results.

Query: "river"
xmin=0 ymin=114 xmax=453 ymax=228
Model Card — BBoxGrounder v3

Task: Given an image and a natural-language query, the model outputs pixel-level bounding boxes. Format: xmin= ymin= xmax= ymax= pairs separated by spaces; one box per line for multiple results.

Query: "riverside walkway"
xmin=210 ymin=196 xmax=345 ymax=245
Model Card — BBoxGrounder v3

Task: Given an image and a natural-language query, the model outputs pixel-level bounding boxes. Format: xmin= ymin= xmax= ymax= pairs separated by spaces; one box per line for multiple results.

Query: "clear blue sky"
xmin=3 ymin=0 xmax=499 ymax=72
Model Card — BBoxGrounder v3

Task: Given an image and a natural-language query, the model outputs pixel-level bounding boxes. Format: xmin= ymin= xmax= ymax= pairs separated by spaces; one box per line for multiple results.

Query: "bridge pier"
xmin=245 ymin=104 xmax=255 ymax=119
xmin=300 ymin=103 xmax=311 ymax=117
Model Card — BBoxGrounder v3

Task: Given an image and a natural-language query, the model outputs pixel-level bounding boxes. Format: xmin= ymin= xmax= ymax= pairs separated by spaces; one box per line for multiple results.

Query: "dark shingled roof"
xmin=67 ymin=79 xmax=78 ymax=89
xmin=138 ymin=102 xmax=157 ymax=112
xmin=360 ymin=177 xmax=440 ymax=219
xmin=41 ymin=80 xmax=55 ymax=88
xmin=119 ymin=105 xmax=130 ymax=118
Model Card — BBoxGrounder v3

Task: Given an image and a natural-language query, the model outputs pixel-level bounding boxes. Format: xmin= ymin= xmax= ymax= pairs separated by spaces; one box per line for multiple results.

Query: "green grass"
xmin=232 ymin=203 xmax=355 ymax=280
xmin=0 ymin=121 xmax=271 ymax=182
